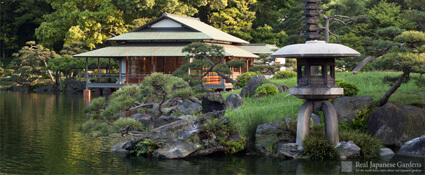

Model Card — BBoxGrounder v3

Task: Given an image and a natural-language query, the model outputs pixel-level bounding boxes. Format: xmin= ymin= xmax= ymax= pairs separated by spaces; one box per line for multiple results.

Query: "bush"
xmin=275 ymin=71 xmax=297 ymax=79
xmin=255 ymin=84 xmax=279 ymax=96
xmin=303 ymin=125 xmax=340 ymax=160
xmin=339 ymin=129 xmax=381 ymax=158
xmin=335 ymin=79 xmax=359 ymax=96
xmin=340 ymin=109 xmax=370 ymax=133
xmin=112 ymin=118 xmax=144 ymax=132
xmin=202 ymin=118 xmax=246 ymax=154
xmin=131 ymin=139 xmax=160 ymax=157
xmin=234 ymin=72 xmax=260 ymax=89
xmin=79 ymin=119 xmax=97 ymax=133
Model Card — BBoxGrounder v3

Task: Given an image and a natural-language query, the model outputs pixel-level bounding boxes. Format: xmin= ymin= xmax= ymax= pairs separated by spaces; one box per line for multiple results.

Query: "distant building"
xmin=74 ymin=13 xmax=277 ymax=90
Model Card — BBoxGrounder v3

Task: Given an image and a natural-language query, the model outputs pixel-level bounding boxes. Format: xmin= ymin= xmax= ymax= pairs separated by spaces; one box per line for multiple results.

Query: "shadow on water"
xmin=0 ymin=91 xmax=424 ymax=174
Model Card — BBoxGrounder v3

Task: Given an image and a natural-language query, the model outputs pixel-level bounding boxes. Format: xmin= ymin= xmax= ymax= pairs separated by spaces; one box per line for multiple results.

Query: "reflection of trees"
xmin=0 ymin=91 xmax=105 ymax=173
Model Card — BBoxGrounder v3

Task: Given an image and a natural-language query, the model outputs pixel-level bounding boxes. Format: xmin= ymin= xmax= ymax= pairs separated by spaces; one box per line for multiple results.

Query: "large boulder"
xmin=119 ymin=111 xmax=226 ymax=159
xmin=240 ymin=75 xmax=268 ymax=97
xmin=368 ymin=103 xmax=425 ymax=147
xmin=154 ymin=116 xmax=182 ymax=128
xmin=225 ymin=93 xmax=244 ymax=109
xmin=201 ymin=92 xmax=225 ymax=112
xmin=130 ymin=113 xmax=151 ymax=128
xmin=332 ymin=96 xmax=373 ymax=123
xmin=176 ymin=101 xmax=202 ymax=115
xmin=335 ymin=141 xmax=361 ymax=159
xmin=255 ymin=119 xmax=295 ymax=155
xmin=398 ymin=135 xmax=425 ymax=158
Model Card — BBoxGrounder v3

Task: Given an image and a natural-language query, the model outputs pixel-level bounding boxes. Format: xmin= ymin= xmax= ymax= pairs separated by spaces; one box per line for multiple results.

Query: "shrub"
xmin=275 ymin=71 xmax=297 ymax=79
xmin=303 ymin=125 xmax=339 ymax=160
xmin=85 ymin=97 xmax=106 ymax=113
xmin=339 ymin=129 xmax=381 ymax=158
xmin=100 ymin=85 xmax=141 ymax=120
xmin=335 ymin=79 xmax=359 ymax=96
xmin=131 ymin=139 xmax=160 ymax=157
xmin=202 ymin=118 xmax=246 ymax=154
xmin=79 ymin=119 xmax=97 ymax=133
xmin=340 ymin=109 xmax=370 ymax=133
xmin=234 ymin=72 xmax=260 ymax=89
xmin=112 ymin=118 xmax=143 ymax=132
xmin=255 ymin=84 xmax=279 ymax=96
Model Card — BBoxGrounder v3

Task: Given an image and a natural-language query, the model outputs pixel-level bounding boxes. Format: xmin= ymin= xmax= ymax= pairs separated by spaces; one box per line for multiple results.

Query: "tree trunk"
xmin=352 ymin=56 xmax=377 ymax=74
xmin=42 ymin=60 xmax=55 ymax=83
xmin=216 ymin=72 xmax=235 ymax=84
xmin=324 ymin=18 xmax=330 ymax=43
xmin=378 ymin=71 xmax=410 ymax=106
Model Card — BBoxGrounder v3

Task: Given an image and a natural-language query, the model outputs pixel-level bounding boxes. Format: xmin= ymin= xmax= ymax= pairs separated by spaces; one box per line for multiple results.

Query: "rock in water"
xmin=379 ymin=148 xmax=395 ymax=157
xmin=255 ymin=120 xmax=295 ymax=155
xmin=112 ymin=142 xmax=131 ymax=157
xmin=240 ymin=75 xmax=268 ymax=97
xmin=277 ymin=143 xmax=301 ymax=159
xmin=368 ymin=103 xmax=425 ymax=147
xmin=118 ymin=111 xmax=226 ymax=159
xmin=225 ymin=94 xmax=244 ymax=109
xmin=335 ymin=141 xmax=361 ymax=159
xmin=398 ymin=135 xmax=425 ymax=158
xmin=201 ymin=92 xmax=225 ymax=112
xmin=332 ymin=96 xmax=373 ymax=123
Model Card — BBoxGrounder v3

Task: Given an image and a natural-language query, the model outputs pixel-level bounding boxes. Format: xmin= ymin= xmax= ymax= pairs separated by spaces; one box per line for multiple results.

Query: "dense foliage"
xmin=303 ymin=125 xmax=340 ymax=160
xmin=255 ymin=84 xmax=279 ymax=96
xmin=201 ymin=118 xmax=246 ymax=154
xmin=234 ymin=72 xmax=260 ymax=89
xmin=83 ymin=73 xmax=193 ymax=133
xmin=335 ymin=79 xmax=360 ymax=97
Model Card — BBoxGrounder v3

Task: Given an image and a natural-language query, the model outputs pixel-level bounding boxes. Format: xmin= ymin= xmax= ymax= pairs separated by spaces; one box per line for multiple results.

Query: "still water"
xmin=0 ymin=91 xmax=423 ymax=174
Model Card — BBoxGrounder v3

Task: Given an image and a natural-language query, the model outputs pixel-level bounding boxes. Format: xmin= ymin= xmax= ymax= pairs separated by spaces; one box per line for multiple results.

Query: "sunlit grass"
xmin=225 ymin=71 xmax=425 ymax=138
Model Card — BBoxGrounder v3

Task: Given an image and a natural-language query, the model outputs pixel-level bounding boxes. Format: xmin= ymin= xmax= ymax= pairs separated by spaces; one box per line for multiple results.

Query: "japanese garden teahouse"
xmin=73 ymin=13 xmax=259 ymax=95
xmin=272 ymin=0 xmax=360 ymax=150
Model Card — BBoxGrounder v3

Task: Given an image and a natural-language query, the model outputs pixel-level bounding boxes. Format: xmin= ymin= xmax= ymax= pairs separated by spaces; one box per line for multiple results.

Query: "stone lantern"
xmin=271 ymin=0 xmax=360 ymax=149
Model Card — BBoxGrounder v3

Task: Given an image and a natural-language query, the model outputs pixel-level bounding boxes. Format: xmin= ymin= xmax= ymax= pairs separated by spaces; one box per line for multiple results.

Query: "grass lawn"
xmin=224 ymin=71 xmax=425 ymax=138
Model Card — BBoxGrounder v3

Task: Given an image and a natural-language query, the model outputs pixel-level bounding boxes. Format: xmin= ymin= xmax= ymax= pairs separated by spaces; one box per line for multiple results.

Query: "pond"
xmin=0 ymin=91 xmax=423 ymax=174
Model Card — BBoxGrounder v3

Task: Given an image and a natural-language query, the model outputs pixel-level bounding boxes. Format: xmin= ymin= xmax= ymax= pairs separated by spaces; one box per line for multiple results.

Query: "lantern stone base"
xmin=290 ymin=87 xmax=343 ymax=100
xmin=296 ymin=100 xmax=339 ymax=150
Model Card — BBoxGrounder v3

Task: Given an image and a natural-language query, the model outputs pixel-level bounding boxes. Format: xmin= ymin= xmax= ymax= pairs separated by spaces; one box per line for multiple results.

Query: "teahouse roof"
xmin=240 ymin=44 xmax=278 ymax=55
xmin=74 ymin=43 xmax=258 ymax=58
xmin=108 ymin=13 xmax=248 ymax=44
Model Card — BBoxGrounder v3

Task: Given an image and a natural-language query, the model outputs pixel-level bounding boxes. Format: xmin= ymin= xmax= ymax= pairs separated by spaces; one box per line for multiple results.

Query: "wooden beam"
xmin=126 ymin=56 xmax=128 ymax=84
xmin=153 ymin=57 xmax=156 ymax=73
xmin=85 ymin=57 xmax=89 ymax=90
xmin=98 ymin=57 xmax=100 ymax=83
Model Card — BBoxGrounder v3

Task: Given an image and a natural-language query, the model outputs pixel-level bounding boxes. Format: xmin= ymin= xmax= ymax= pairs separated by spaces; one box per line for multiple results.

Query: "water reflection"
xmin=0 ymin=91 xmax=424 ymax=174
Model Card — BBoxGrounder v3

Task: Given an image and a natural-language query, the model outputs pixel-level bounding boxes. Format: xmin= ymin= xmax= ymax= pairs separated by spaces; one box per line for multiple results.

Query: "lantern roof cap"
xmin=271 ymin=40 xmax=361 ymax=58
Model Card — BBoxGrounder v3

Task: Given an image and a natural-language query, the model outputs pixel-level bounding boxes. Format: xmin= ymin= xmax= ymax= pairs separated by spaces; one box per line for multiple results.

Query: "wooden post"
xmin=152 ymin=56 xmax=156 ymax=73
xmin=246 ymin=59 xmax=249 ymax=72
xmin=97 ymin=57 xmax=100 ymax=83
xmin=126 ymin=56 xmax=129 ymax=84
xmin=118 ymin=58 xmax=122 ymax=84
xmin=85 ymin=57 xmax=89 ymax=89
xmin=143 ymin=57 xmax=146 ymax=82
